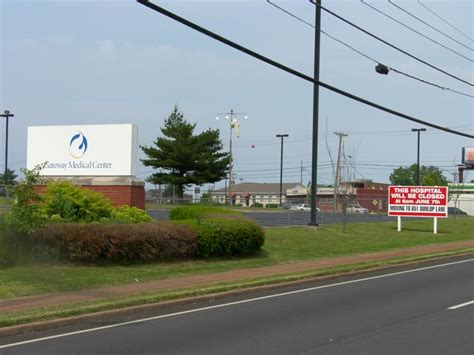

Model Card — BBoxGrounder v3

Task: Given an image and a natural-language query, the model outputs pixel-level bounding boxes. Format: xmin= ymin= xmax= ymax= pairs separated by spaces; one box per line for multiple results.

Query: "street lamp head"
xmin=375 ymin=63 xmax=389 ymax=75
xmin=244 ymin=115 xmax=248 ymax=120
xmin=411 ymin=128 xmax=427 ymax=132
xmin=276 ymin=134 xmax=289 ymax=138
xmin=0 ymin=110 xmax=14 ymax=118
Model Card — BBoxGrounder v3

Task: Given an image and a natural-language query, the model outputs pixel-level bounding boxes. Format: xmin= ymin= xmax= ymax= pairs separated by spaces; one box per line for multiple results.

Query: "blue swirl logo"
xmin=69 ymin=131 xmax=88 ymax=158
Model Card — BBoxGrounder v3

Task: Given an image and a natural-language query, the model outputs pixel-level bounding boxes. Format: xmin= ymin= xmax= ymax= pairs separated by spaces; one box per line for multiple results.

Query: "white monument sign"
xmin=27 ymin=124 xmax=138 ymax=176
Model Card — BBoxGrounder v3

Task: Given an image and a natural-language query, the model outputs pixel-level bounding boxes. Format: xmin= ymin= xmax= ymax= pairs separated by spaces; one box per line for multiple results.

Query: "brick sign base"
xmin=36 ymin=176 xmax=145 ymax=209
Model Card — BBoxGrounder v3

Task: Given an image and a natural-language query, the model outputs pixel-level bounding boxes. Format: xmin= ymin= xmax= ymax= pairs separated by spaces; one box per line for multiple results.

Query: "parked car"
xmin=290 ymin=204 xmax=320 ymax=212
xmin=448 ymin=207 xmax=467 ymax=215
xmin=345 ymin=204 xmax=369 ymax=214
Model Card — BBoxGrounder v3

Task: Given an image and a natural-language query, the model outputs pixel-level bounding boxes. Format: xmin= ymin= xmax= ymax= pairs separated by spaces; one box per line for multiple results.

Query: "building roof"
xmin=212 ymin=182 xmax=302 ymax=194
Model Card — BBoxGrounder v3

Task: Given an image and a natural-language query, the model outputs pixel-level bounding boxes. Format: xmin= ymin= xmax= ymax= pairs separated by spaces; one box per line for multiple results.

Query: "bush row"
xmin=42 ymin=182 xmax=153 ymax=224
xmin=169 ymin=205 xmax=241 ymax=221
xmin=171 ymin=206 xmax=265 ymax=258
xmin=2 ymin=216 xmax=264 ymax=264
xmin=28 ymin=223 xmax=197 ymax=264
xmin=180 ymin=217 xmax=265 ymax=258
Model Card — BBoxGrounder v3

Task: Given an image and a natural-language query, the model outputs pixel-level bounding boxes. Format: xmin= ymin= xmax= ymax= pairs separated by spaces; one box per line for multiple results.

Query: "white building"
xmin=448 ymin=183 xmax=474 ymax=216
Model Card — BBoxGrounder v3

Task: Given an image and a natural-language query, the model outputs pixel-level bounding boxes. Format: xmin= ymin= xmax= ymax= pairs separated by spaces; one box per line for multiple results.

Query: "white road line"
xmin=448 ymin=300 xmax=474 ymax=310
xmin=0 ymin=258 xmax=472 ymax=350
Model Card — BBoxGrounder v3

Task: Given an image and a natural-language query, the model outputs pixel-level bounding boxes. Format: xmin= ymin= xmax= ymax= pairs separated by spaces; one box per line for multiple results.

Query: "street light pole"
xmin=0 ymin=110 xmax=14 ymax=190
xmin=411 ymin=128 xmax=426 ymax=185
xmin=216 ymin=109 xmax=248 ymax=205
xmin=228 ymin=109 xmax=233 ymax=205
xmin=276 ymin=134 xmax=289 ymax=207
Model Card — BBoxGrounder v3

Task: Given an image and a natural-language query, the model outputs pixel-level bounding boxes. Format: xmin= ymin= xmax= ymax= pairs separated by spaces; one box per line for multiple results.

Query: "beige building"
xmin=211 ymin=182 xmax=307 ymax=207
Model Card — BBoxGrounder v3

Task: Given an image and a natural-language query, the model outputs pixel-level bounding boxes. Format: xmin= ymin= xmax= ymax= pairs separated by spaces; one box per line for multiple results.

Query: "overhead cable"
xmin=136 ymin=0 xmax=473 ymax=139
xmin=308 ymin=0 xmax=473 ymax=87
xmin=388 ymin=0 xmax=473 ymax=52
xmin=360 ymin=0 xmax=473 ymax=62
xmin=267 ymin=0 xmax=473 ymax=98
xmin=417 ymin=0 xmax=474 ymax=43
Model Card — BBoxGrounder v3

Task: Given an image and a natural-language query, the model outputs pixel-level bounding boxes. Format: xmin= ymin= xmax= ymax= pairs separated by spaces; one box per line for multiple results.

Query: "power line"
xmin=388 ymin=0 xmax=473 ymax=52
xmin=267 ymin=0 xmax=473 ymax=98
xmin=137 ymin=0 xmax=473 ymax=139
xmin=308 ymin=0 xmax=473 ymax=87
xmin=417 ymin=0 xmax=474 ymax=43
xmin=388 ymin=68 xmax=473 ymax=98
xmin=360 ymin=0 xmax=473 ymax=62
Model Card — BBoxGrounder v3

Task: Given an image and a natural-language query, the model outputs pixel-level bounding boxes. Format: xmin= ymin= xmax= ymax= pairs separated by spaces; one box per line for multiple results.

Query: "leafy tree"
xmin=389 ymin=164 xmax=449 ymax=186
xmin=141 ymin=106 xmax=230 ymax=199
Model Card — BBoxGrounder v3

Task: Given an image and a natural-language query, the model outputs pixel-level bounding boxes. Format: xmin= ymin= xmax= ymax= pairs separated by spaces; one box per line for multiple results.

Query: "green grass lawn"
xmin=0 ymin=217 xmax=472 ymax=299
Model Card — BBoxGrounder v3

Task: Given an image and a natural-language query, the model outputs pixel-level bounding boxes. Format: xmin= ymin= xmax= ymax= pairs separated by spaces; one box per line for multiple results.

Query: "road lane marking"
xmin=448 ymin=300 xmax=474 ymax=310
xmin=0 ymin=258 xmax=472 ymax=349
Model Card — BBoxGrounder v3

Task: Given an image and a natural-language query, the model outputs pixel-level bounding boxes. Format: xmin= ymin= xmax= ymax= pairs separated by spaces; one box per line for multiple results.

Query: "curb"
xmin=1 ymin=251 xmax=472 ymax=337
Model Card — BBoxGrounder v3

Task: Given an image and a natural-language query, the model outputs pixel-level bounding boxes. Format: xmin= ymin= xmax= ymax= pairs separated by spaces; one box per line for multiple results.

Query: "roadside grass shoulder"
xmin=0 ymin=218 xmax=472 ymax=300
xmin=0 ymin=248 xmax=471 ymax=328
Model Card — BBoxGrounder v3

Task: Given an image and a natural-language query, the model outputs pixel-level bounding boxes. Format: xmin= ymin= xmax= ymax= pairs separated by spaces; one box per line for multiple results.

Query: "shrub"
xmin=179 ymin=217 xmax=265 ymax=258
xmin=111 ymin=205 xmax=154 ymax=224
xmin=7 ymin=165 xmax=46 ymax=234
xmin=0 ymin=197 xmax=14 ymax=205
xmin=0 ymin=216 xmax=30 ymax=267
xmin=42 ymin=181 xmax=113 ymax=223
xmin=253 ymin=202 xmax=263 ymax=208
xmin=266 ymin=204 xmax=279 ymax=208
xmin=169 ymin=205 xmax=240 ymax=221
xmin=29 ymin=222 xmax=197 ymax=264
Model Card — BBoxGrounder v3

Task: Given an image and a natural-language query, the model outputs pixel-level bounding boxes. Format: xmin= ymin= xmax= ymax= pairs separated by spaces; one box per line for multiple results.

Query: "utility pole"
xmin=333 ymin=132 xmax=347 ymax=212
xmin=300 ymin=160 xmax=303 ymax=185
xmin=0 ymin=110 xmax=14 ymax=194
xmin=276 ymin=134 xmax=289 ymax=207
xmin=411 ymin=128 xmax=426 ymax=185
xmin=309 ymin=0 xmax=322 ymax=226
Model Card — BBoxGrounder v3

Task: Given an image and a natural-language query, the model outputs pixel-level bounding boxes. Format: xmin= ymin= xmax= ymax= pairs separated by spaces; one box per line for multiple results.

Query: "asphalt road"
xmin=2 ymin=257 xmax=473 ymax=354
xmin=148 ymin=209 xmax=398 ymax=226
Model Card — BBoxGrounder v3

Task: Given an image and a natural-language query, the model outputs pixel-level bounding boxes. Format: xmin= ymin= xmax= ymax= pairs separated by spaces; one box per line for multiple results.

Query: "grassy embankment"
xmin=1 ymin=217 xmax=472 ymax=300
xmin=0 ymin=217 xmax=472 ymax=327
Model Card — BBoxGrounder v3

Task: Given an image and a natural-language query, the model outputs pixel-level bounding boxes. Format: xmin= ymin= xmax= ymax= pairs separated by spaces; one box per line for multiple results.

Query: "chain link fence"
xmin=145 ymin=195 xmax=472 ymax=227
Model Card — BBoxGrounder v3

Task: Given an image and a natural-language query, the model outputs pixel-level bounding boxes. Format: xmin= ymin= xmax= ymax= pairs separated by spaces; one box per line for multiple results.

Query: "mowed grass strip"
xmin=0 ymin=248 xmax=471 ymax=328
xmin=0 ymin=218 xmax=472 ymax=299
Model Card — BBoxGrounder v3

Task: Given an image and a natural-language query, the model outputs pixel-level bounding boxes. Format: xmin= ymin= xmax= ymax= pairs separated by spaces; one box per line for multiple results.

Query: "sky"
xmin=1 ymin=0 xmax=473 ymax=191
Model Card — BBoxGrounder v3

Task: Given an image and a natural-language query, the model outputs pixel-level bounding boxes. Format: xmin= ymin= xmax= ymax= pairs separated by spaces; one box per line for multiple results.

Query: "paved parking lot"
xmin=147 ymin=209 xmax=397 ymax=227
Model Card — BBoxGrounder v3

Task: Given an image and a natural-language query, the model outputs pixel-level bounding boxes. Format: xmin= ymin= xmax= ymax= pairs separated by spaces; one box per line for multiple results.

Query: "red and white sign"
xmin=388 ymin=186 xmax=448 ymax=218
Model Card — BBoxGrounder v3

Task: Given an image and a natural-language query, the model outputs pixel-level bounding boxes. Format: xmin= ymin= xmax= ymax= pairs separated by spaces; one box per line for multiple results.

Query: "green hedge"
xmin=180 ymin=217 xmax=265 ymax=258
xmin=111 ymin=206 xmax=154 ymax=223
xmin=42 ymin=181 xmax=113 ymax=223
xmin=29 ymin=222 xmax=197 ymax=264
xmin=169 ymin=205 xmax=240 ymax=221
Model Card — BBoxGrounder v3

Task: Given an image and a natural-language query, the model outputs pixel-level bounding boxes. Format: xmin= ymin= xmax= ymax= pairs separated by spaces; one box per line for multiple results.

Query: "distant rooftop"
xmin=213 ymin=182 xmax=302 ymax=194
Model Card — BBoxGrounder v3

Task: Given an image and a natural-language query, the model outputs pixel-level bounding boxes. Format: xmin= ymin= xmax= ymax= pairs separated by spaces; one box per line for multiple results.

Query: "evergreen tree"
xmin=0 ymin=168 xmax=18 ymax=186
xmin=141 ymin=106 xmax=229 ymax=198
xmin=389 ymin=164 xmax=448 ymax=186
